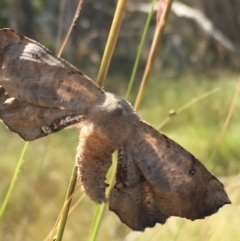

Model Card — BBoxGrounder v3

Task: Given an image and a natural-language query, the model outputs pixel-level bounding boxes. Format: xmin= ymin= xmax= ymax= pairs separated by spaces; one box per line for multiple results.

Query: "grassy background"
xmin=0 ymin=72 xmax=239 ymax=240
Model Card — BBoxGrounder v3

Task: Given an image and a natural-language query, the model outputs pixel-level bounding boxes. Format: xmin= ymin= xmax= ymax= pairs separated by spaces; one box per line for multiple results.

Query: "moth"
xmin=0 ymin=28 xmax=230 ymax=231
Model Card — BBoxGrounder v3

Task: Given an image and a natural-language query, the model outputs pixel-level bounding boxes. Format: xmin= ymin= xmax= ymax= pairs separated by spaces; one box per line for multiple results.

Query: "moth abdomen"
xmin=76 ymin=125 xmax=114 ymax=203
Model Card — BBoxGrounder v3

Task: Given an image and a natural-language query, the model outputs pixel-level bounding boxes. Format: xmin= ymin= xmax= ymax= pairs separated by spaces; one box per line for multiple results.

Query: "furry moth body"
xmin=0 ymin=28 xmax=230 ymax=231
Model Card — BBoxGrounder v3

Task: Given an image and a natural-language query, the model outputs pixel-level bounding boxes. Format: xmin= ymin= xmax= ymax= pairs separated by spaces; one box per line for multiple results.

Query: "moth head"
xmin=88 ymin=92 xmax=140 ymax=147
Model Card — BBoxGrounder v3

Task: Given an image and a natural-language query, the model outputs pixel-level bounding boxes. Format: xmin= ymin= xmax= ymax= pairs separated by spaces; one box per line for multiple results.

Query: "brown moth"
xmin=0 ymin=28 xmax=230 ymax=231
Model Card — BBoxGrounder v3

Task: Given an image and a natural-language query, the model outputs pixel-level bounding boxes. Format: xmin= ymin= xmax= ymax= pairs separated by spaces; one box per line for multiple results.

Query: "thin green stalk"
xmin=55 ymin=165 xmax=78 ymax=241
xmin=88 ymin=0 xmax=129 ymax=240
xmin=44 ymin=191 xmax=85 ymax=241
xmin=89 ymin=205 xmax=106 ymax=239
xmin=96 ymin=0 xmax=129 ymax=87
xmin=0 ymin=141 xmax=29 ymax=218
xmin=89 ymin=0 xmax=174 ymax=238
xmin=125 ymin=0 xmax=157 ymax=100
xmin=158 ymin=88 xmax=220 ymax=129
xmin=88 ymin=152 xmax=118 ymax=241
xmin=54 ymin=1 xmax=83 ymax=240
xmin=55 ymin=0 xmax=128 ymax=239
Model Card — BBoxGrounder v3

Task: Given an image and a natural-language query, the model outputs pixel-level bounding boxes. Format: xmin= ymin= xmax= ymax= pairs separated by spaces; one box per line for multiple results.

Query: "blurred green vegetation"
xmin=1 ymin=1 xmax=240 ymax=240
xmin=0 ymin=73 xmax=239 ymax=240
xmin=1 ymin=0 xmax=240 ymax=76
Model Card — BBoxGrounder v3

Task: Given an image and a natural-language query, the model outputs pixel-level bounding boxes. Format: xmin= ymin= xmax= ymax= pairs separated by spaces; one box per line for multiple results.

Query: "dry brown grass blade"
xmin=56 ymin=0 xmax=67 ymax=51
xmin=57 ymin=0 xmax=83 ymax=57
xmin=134 ymin=0 xmax=173 ymax=111
xmin=158 ymin=88 xmax=220 ymax=129
xmin=214 ymin=78 xmax=240 ymax=149
xmin=53 ymin=1 xmax=83 ymax=241
xmin=43 ymin=185 xmax=83 ymax=241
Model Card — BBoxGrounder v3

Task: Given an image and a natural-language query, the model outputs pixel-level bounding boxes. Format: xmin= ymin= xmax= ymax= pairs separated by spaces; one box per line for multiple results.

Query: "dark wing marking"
xmin=0 ymin=28 xmax=105 ymax=140
xmin=109 ymin=145 xmax=167 ymax=231
xmin=109 ymin=121 xmax=230 ymax=231
xmin=0 ymin=88 xmax=84 ymax=140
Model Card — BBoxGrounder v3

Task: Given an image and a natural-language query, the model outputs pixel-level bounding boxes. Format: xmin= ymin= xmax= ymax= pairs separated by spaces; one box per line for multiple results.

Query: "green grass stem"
xmin=53 ymin=1 xmax=83 ymax=240
xmin=54 ymin=164 xmax=78 ymax=241
xmin=88 ymin=152 xmax=118 ymax=241
xmin=0 ymin=141 xmax=29 ymax=218
xmin=96 ymin=0 xmax=129 ymax=87
xmin=89 ymin=0 xmax=129 ymax=239
xmin=88 ymin=204 xmax=106 ymax=241
xmin=90 ymin=0 xmax=174 ymax=238
xmin=158 ymin=88 xmax=220 ymax=129
xmin=125 ymin=0 xmax=157 ymax=100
